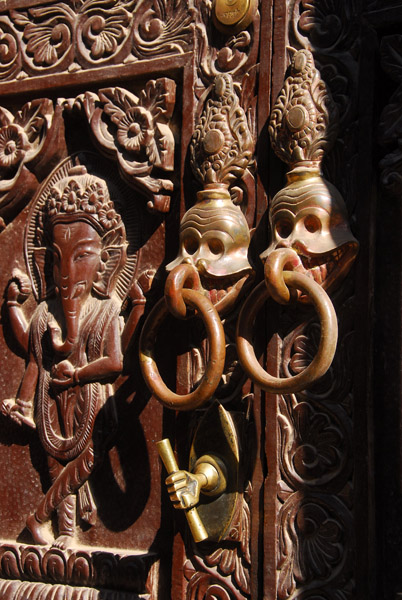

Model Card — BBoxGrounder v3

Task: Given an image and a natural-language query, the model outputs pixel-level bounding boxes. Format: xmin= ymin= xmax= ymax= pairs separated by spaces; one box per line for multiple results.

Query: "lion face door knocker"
xmin=0 ymin=154 xmax=139 ymax=549
xmin=237 ymin=49 xmax=359 ymax=393
xmin=140 ymin=74 xmax=254 ymax=411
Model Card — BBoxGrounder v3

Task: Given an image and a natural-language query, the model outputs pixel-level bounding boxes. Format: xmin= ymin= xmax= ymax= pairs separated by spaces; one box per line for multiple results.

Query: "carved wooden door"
xmin=0 ymin=1 xmax=394 ymax=599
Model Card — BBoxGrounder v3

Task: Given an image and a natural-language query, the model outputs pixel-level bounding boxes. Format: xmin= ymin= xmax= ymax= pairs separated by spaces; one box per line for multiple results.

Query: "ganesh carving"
xmin=0 ymin=159 xmax=130 ymax=549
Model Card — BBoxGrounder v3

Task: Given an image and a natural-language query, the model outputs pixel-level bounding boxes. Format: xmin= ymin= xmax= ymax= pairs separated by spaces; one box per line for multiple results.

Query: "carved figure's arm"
xmin=5 ymin=272 xmax=32 ymax=355
xmin=76 ymin=316 xmax=123 ymax=383
xmin=50 ymin=317 xmax=123 ymax=390
xmin=121 ymin=269 xmax=155 ymax=353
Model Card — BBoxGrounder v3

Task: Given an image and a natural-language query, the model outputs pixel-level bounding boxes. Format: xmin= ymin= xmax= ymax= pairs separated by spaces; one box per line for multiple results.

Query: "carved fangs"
xmin=298 ymin=242 xmax=357 ymax=293
xmin=200 ymin=273 xmax=251 ymax=315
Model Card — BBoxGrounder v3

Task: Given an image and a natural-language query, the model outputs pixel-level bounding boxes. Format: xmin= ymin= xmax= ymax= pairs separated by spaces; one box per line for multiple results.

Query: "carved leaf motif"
xmin=379 ymin=36 xmax=402 ymax=147
xmin=291 ymin=0 xmax=358 ymax=53
xmin=186 ymin=494 xmax=251 ymax=598
xmin=131 ymin=0 xmax=194 ymax=59
xmin=378 ymin=36 xmax=402 ymax=196
xmin=11 ymin=5 xmax=74 ymax=70
xmin=278 ymin=493 xmax=353 ymax=599
xmin=79 ymin=5 xmax=132 ymax=61
xmin=190 ymin=74 xmax=253 ymax=186
xmin=0 ymin=21 xmax=20 ymax=80
xmin=269 ymin=48 xmax=338 ymax=168
xmin=278 ymin=395 xmax=351 ymax=490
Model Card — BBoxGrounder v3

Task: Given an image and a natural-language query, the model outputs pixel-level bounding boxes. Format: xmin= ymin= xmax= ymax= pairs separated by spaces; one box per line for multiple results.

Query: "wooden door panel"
xmin=0 ymin=1 xmax=385 ymax=599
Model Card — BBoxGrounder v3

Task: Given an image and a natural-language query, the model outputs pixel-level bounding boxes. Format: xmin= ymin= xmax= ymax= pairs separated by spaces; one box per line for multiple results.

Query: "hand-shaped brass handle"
xmin=236 ymin=269 xmax=338 ymax=393
xmin=157 ymin=438 xmax=228 ymax=543
xmin=157 ymin=439 xmax=208 ymax=543
xmin=139 ymin=287 xmax=225 ymax=410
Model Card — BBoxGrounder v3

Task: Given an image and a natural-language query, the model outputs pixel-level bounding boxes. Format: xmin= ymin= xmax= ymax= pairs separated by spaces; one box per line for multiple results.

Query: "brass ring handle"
xmin=236 ymin=271 xmax=338 ymax=393
xmin=139 ymin=288 xmax=225 ymax=410
xmin=164 ymin=264 xmax=204 ymax=320
xmin=263 ymin=248 xmax=301 ymax=304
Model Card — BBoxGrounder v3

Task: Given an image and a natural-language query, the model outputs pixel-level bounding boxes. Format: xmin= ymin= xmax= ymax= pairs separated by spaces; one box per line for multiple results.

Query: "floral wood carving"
xmin=277 ymin=493 xmax=353 ymax=599
xmin=269 ymin=48 xmax=338 ymax=169
xmin=131 ymin=0 xmax=195 ymax=60
xmin=0 ymin=99 xmax=53 ymax=195
xmin=184 ymin=489 xmax=251 ymax=599
xmin=1 ymin=0 xmax=193 ymax=83
xmin=273 ymin=289 xmax=356 ymax=597
xmin=65 ymin=78 xmax=176 ymax=212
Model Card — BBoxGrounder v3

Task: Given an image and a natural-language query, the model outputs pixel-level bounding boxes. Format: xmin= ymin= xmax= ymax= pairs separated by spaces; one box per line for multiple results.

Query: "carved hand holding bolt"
xmin=237 ymin=49 xmax=358 ymax=393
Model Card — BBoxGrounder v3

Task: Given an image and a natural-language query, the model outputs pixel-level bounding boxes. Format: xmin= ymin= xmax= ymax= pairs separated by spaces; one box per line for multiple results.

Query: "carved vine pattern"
xmin=184 ymin=490 xmax=252 ymax=599
xmin=272 ymin=3 xmax=360 ymax=597
xmin=0 ymin=0 xmax=194 ymax=82
xmin=275 ymin=295 xmax=356 ymax=598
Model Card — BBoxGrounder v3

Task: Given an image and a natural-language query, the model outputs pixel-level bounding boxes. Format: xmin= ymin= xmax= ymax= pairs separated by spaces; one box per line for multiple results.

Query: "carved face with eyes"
xmin=52 ymin=221 xmax=102 ymax=303
xmin=261 ymin=176 xmax=358 ymax=293
xmin=166 ymin=198 xmax=252 ymax=306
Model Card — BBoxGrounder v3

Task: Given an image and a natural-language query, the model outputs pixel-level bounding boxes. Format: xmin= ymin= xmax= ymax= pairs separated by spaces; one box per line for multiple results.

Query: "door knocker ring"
xmin=236 ymin=271 xmax=338 ymax=393
xmin=139 ymin=288 xmax=226 ymax=410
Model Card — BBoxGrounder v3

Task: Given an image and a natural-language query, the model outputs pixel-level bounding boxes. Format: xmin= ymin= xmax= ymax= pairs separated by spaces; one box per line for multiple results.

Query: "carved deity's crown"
xmin=46 ymin=165 xmax=124 ymax=238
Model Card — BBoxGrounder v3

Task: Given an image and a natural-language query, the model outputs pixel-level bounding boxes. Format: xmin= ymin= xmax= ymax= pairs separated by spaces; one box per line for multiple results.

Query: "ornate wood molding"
xmin=0 ymin=542 xmax=157 ymax=594
xmin=0 ymin=0 xmax=194 ymax=85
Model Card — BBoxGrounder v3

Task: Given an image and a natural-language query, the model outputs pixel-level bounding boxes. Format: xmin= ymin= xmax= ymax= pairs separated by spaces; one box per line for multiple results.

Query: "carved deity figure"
xmin=1 ymin=165 xmax=127 ymax=549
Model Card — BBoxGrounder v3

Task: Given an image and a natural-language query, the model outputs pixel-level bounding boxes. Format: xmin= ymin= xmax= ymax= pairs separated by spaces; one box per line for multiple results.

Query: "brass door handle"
xmin=236 ymin=269 xmax=338 ymax=393
xmin=139 ymin=288 xmax=225 ymax=411
xmin=157 ymin=403 xmax=237 ymax=544
xmin=157 ymin=439 xmax=208 ymax=543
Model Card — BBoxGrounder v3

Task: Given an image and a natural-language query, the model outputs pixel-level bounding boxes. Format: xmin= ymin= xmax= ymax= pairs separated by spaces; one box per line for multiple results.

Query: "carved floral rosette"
xmin=65 ymin=77 xmax=177 ymax=212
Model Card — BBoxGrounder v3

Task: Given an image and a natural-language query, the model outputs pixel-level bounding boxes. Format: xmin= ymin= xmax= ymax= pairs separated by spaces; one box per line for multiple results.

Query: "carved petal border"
xmin=0 ymin=542 xmax=157 ymax=595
